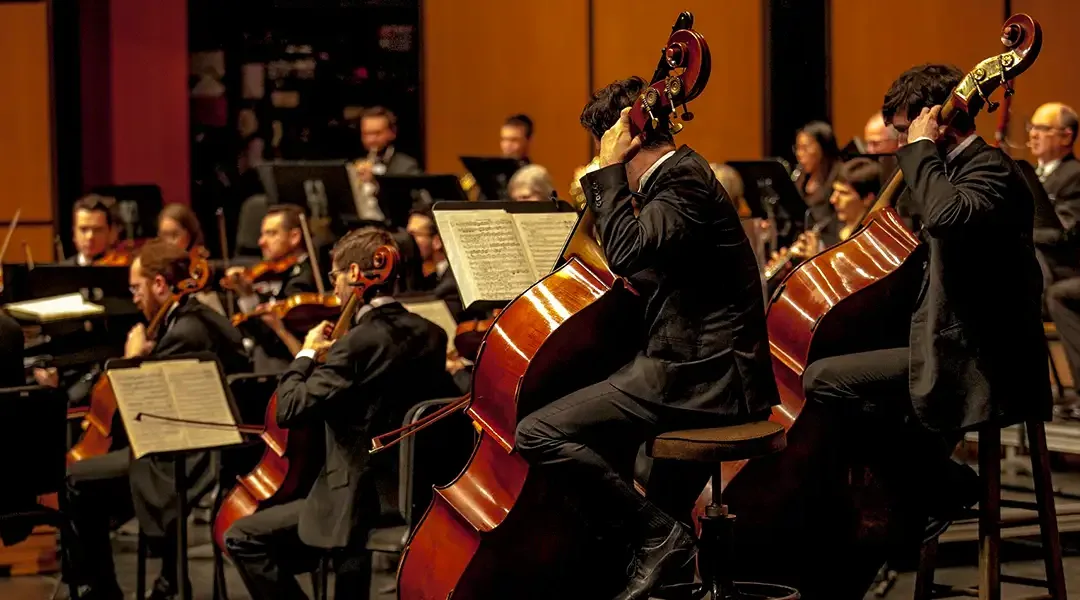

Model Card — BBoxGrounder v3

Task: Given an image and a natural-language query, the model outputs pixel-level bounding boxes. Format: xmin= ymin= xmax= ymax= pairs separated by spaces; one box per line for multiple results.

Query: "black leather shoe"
xmin=614 ymin=523 xmax=697 ymax=600
xmin=146 ymin=576 xmax=192 ymax=600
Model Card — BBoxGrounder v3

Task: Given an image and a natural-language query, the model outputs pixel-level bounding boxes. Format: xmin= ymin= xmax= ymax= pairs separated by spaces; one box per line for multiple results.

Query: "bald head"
xmin=1029 ymin=102 xmax=1078 ymax=163
xmin=864 ymin=112 xmax=899 ymax=154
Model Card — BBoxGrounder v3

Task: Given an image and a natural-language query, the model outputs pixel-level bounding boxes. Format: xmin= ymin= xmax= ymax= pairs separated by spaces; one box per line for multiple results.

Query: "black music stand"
xmin=726 ymin=160 xmax=807 ymax=245
xmin=258 ymin=160 xmax=358 ymax=224
xmin=107 ymin=352 xmax=244 ymax=600
xmin=375 ymin=174 xmax=468 ymax=227
xmin=459 ymin=156 xmax=525 ymax=200
xmin=90 ymin=184 xmax=163 ymax=242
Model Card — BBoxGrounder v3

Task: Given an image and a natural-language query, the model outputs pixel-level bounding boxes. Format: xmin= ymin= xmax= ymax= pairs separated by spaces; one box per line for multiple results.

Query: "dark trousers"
xmin=515 ymin=380 xmax=753 ymax=545
xmin=802 ymin=347 xmax=960 ymax=507
xmin=224 ymin=500 xmax=372 ymax=600
xmin=1047 ymin=276 xmax=1080 ymax=389
xmin=63 ymin=451 xmax=180 ymax=593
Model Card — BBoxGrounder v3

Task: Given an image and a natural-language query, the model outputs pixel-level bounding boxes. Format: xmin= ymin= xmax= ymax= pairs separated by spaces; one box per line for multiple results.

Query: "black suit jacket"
xmin=243 ymin=256 xmax=321 ymax=358
xmin=0 ymin=310 xmax=23 ymax=388
xmin=1033 ymin=154 xmax=1080 ymax=281
xmin=129 ymin=297 xmax=251 ymax=537
xmin=384 ymin=150 xmax=422 ymax=176
xmin=276 ymin=301 xmax=450 ymax=548
xmin=581 ymin=145 xmax=780 ymax=418
xmin=897 ymin=137 xmax=1050 ymax=433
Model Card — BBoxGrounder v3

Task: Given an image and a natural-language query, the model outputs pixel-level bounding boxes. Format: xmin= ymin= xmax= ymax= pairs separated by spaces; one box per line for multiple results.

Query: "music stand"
xmin=258 ymin=160 xmax=359 ymax=226
xmin=108 ymin=352 xmax=244 ymax=600
xmin=725 ymin=160 xmax=806 ymax=222
xmin=375 ymin=174 xmax=468 ymax=227
xmin=90 ymin=184 xmax=163 ymax=242
xmin=459 ymin=156 xmax=525 ymax=200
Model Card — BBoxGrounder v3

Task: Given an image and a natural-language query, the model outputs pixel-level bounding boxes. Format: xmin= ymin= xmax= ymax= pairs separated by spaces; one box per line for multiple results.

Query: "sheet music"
xmin=402 ymin=299 xmax=458 ymax=353
xmin=435 ymin=210 xmax=536 ymax=308
xmin=109 ymin=365 xmax=189 ymax=458
xmin=511 ymin=212 xmax=578 ymax=277
xmin=4 ymin=292 xmax=105 ymax=322
xmin=164 ymin=361 xmax=243 ymax=450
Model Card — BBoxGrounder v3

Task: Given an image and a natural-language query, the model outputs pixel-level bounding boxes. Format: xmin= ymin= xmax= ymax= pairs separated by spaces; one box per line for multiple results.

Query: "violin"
xmin=451 ymin=309 xmax=502 ymax=362
xmin=212 ymin=245 xmax=399 ymax=553
xmin=370 ymin=12 xmax=709 ymax=598
xmin=68 ymin=246 xmax=213 ymax=464
xmin=219 ymin=254 xmax=301 ymax=291
xmin=230 ymin=292 xmax=342 ymax=333
xmin=721 ymin=16 xmax=1042 ymax=596
xmin=93 ymin=238 xmax=143 ymax=266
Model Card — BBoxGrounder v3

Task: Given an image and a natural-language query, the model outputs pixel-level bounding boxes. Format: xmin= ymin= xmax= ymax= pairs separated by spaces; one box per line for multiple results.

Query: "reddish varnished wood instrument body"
xmin=389 ymin=13 xmax=708 ymax=599
xmin=212 ymin=246 xmax=398 ymax=553
xmin=67 ymin=247 xmax=212 ymax=465
xmin=708 ymin=16 xmax=1042 ymax=596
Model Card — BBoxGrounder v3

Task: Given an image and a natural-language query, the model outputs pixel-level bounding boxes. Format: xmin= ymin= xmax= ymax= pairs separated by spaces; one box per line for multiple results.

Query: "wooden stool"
xmin=647 ymin=421 xmax=799 ymax=600
xmin=914 ymin=421 xmax=1067 ymax=600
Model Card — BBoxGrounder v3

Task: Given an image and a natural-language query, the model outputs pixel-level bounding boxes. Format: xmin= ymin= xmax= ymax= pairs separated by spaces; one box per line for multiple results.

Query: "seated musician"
xmin=223 ymin=227 xmax=451 ymax=600
xmin=817 ymin=157 xmax=882 ymax=247
xmin=223 ymin=204 xmax=320 ymax=370
xmin=62 ymin=194 xmax=120 ymax=265
xmin=63 ymin=239 xmax=249 ymax=600
xmin=803 ymin=64 xmax=1050 ymax=547
xmin=793 ymin=120 xmax=841 ymax=234
xmin=157 ymin=203 xmax=227 ymax=316
xmin=507 ymin=164 xmax=556 ymax=202
xmin=0 ymin=309 xmax=22 ymax=387
xmin=514 ymin=77 xmax=779 ymax=600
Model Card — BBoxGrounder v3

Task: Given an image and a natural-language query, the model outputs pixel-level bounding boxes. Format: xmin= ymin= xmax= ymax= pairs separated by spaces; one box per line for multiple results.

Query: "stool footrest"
xmin=1000 ymin=514 xmax=1045 ymax=527
xmin=928 ymin=584 xmax=978 ymax=598
xmin=1000 ymin=573 xmax=1051 ymax=588
xmin=1001 ymin=498 xmax=1040 ymax=511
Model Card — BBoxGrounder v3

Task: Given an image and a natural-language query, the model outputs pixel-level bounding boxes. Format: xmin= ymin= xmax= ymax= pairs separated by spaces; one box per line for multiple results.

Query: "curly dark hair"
xmin=882 ymin=63 xmax=973 ymax=133
xmin=580 ymin=77 xmax=674 ymax=150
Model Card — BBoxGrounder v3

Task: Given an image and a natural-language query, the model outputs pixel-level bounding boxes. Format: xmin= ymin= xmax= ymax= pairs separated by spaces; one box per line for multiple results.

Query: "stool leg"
xmin=1026 ymin=422 xmax=1068 ymax=599
xmin=697 ymin=463 xmax=734 ymax=599
xmin=136 ymin=531 xmax=147 ymax=600
xmin=912 ymin=538 xmax=938 ymax=600
xmin=979 ymin=427 xmax=1001 ymax=600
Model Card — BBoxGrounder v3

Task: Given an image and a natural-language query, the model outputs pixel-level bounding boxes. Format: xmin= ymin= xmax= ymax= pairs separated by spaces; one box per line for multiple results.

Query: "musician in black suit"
xmin=0 ymin=310 xmax=23 ymax=387
xmin=224 ymin=204 xmax=320 ymax=371
xmin=224 ymin=227 xmax=452 ymax=600
xmin=514 ymin=76 xmax=779 ymax=600
xmin=349 ymin=106 xmax=423 ymax=222
xmin=803 ymin=65 xmax=1050 ymax=556
xmin=63 ymin=239 xmax=249 ymax=600
xmin=60 ymin=194 xmax=121 ymax=266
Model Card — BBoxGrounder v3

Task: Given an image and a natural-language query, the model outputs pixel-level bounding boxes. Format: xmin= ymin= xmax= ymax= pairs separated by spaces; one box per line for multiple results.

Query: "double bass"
xmin=371 ymin=12 xmax=709 ymax=598
xmin=713 ymin=15 xmax=1042 ymax=597
xmin=67 ymin=246 xmax=213 ymax=464
xmin=211 ymin=245 xmax=398 ymax=552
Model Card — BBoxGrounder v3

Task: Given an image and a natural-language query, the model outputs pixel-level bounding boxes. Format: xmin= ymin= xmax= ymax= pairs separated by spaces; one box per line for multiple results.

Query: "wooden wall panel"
xmin=0 ymin=1 xmax=55 ymax=228
xmin=1006 ymin=2 xmax=1080 ymax=153
xmin=423 ymin=1 xmax=590 ymax=199
xmin=591 ymin=0 xmax=763 ymax=164
xmin=831 ymin=0 xmax=1006 ymax=146
xmin=0 ymin=225 xmax=56 ymax=264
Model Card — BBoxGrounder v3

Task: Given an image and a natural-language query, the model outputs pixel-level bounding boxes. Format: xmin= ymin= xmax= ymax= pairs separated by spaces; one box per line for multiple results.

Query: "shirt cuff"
xmin=237 ymin=294 xmax=259 ymax=314
xmin=295 ymin=349 xmax=316 ymax=361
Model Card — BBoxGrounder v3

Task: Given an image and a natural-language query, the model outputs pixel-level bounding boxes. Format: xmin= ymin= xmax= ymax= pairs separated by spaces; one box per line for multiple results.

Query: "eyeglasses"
xmin=1026 ymin=122 xmax=1063 ymax=134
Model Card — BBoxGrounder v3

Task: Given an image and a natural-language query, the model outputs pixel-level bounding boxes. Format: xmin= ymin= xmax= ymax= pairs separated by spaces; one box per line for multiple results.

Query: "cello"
xmin=67 ymin=246 xmax=213 ymax=464
xmin=211 ymin=244 xmax=398 ymax=552
xmin=371 ymin=12 xmax=709 ymax=599
xmin=713 ymin=15 xmax=1042 ymax=597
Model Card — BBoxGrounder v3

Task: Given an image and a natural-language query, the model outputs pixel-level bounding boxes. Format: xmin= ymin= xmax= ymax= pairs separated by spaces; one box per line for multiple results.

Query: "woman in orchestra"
xmin=793 ymin=120 xmax=842 ymax=230
xmin=507 ymin=164 xmax=556 ymax=202
xmin=157 ymin=203 xmax=227 ymax=316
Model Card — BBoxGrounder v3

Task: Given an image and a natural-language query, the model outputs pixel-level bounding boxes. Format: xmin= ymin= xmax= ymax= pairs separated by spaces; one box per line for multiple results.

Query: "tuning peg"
xmin=987 ymin=99 xmax=1000 ymax=113
xmin=681 ymin=103 xmax=694 ymax=121
xmin=669 ymin=121 xmax=684 ymax=135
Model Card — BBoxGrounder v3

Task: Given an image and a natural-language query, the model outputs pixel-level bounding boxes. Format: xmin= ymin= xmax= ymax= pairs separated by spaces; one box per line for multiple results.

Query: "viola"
xmin=713 ymin=16 xmax=1041 ymax=596
xmin=212 ymin=245 xmax=399 ymax=553
xmin=370 ymin=12 xmax=709 ymax=598
xmin=93 ymin=244 xmax=136 ymax=267
xmin=68 ymin=246 xmax=213 ymax=464
xmin=219 ymin=254 xmax=301 ymax=291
